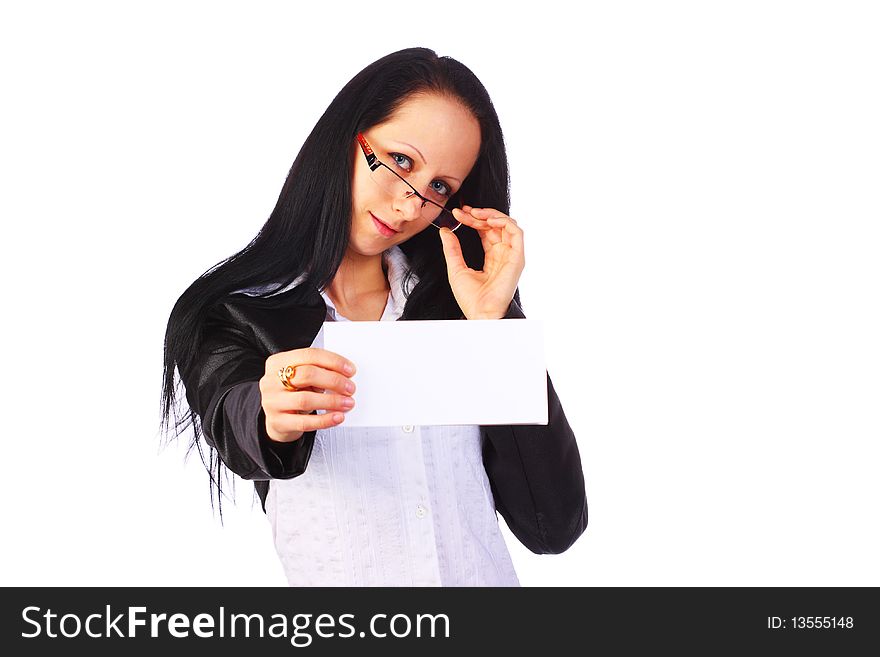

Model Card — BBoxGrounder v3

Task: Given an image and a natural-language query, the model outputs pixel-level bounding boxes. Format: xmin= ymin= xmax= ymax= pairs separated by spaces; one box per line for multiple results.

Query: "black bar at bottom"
xmin=2 ymin=587 xmax=875 ymax=654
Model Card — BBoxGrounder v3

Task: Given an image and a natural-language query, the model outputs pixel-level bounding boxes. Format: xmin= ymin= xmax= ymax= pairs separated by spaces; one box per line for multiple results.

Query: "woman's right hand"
xmin=260 ymin=347 xmax=357 ymax=442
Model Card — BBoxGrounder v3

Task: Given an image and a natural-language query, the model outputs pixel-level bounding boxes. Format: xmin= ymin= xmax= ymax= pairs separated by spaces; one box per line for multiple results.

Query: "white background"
xmin=1 ymin=1 xmax=877 ymax=586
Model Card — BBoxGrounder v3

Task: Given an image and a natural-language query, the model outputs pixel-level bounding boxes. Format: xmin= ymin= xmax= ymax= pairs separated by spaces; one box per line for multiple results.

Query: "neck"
xmin=326 ymin=248 xmax=390 ymax=307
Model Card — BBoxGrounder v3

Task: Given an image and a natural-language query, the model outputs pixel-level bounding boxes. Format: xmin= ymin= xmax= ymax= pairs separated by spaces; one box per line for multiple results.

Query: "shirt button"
xmin=415 ymin=504 xmax=427 ymax=519
xmin=402 ymin=425 xmax=414 ymax=433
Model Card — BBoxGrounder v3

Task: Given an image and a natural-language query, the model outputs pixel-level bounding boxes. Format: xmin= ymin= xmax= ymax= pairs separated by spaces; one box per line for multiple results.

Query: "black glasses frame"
xmin=356 ymin=132 xmax=462 ymax=232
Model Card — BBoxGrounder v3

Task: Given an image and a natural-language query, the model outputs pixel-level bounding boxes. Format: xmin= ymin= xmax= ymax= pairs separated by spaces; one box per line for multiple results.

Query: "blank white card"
xmin=316 ymin=319 xmax=547 ymax=427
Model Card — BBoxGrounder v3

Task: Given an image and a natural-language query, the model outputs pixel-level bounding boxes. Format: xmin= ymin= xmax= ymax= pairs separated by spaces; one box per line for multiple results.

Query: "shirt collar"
xmin=230 ymin=245 xmax=415 ymax=315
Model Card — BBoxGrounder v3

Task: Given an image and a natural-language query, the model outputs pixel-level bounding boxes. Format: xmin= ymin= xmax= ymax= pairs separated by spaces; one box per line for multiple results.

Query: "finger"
xmin=460 ymin=209 xmax=504 ymax=252
xmin=437 ymin=225 xmax=469 ymax=275
xmin=486 ymin=216 xmax=524 ymax=250
xmin=268 ymin=408 xmax=350 ymax=434
xmin=279 ymin=364 xmax=355 ymax=396
xmin=477 ymin=223 xmax=503 ymax=252
xmin=467 ymin=207 xmax=514 ymax=223
xmin=452 ymin=210 xmax=499 ymax=253
xmin=463 ymin=209 xmax=516 ymax=240
xmin=274 ymin=389 xmax=355 ymax=415
xmin=270 ymin=347 xmax=356 ymax=377
xmin=289 ymin=384 xmax=325 ymax=394
xmin=451 ymin=207 xmax=490 ymax=230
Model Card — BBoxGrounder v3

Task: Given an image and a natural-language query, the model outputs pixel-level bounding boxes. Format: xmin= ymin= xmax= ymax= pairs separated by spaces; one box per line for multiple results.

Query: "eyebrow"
xmin=391 ymin=140 xmax=462 ymax=184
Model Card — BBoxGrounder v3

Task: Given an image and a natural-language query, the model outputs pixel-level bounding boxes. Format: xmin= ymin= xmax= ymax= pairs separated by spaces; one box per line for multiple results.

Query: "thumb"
xmin=438 ymin=227 xmax=467 ymax=275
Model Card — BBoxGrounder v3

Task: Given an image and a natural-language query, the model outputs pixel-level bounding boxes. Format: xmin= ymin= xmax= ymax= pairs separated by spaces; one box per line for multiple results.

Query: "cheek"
xmin=354 ymin=177 xmax=381 ymax=212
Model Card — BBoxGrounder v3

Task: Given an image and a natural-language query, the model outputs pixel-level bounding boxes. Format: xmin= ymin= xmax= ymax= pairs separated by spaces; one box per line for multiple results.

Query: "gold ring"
xmin=278 ymin=365 xmax=298 ymax=391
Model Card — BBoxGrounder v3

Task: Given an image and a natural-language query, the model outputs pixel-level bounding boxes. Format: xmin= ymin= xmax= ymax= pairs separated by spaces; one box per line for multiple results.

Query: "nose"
xmin=392 ymin=191 xmax=424 ymax=222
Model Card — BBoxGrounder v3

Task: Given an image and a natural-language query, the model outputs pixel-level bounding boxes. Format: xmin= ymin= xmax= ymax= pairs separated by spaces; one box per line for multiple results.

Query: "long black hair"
xmin=160 ymin=47 xmax=518 ymax=513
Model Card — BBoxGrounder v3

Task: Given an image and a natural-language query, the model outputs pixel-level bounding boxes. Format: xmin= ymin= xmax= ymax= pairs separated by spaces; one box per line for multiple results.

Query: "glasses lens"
xmin=370 ymin=165 xmax=460 ymax=229
xmin=432 ymin=209 xmax=460 ymax=231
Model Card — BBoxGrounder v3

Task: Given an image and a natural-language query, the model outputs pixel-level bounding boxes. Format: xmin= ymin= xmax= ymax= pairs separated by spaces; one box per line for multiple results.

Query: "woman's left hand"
xmin=437 ymin=205 xmax=525 ymax=320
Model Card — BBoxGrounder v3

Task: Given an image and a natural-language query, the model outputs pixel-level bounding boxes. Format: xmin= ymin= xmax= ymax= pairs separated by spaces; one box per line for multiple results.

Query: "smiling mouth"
xmin=370 ymin=212 xmax=400 ymax=234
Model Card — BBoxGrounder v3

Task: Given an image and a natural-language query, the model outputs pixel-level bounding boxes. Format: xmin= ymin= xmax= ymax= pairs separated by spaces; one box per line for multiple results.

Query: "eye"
xmin=431 ymin=180 xmax=452 ymax=197
xmin=390 ymin=152 xmax=453 ymax=197
xmin=389 ymin=152 xmax=413 ymax=172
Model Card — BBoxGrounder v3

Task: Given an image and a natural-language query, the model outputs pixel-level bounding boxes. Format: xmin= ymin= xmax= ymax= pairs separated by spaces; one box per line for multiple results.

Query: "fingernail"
xmin=333 ymin=413 xmax=344 ymax=422
xmin=344 ymin=363 xmax=355 ymax=375
xmin=341 ymin=397 xmax=354 ymax=408
xmin=345 ymin=381 xmax=355 ymax=393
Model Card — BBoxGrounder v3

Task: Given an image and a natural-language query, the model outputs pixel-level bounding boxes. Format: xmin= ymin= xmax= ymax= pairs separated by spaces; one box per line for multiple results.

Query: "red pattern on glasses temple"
xmin=356 ymin=132 xmax=381 ymax=170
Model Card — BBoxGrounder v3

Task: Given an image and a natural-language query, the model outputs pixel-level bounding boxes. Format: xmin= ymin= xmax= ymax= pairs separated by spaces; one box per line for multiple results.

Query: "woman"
xmin=161 ymin=47 xmax=587 ymax=586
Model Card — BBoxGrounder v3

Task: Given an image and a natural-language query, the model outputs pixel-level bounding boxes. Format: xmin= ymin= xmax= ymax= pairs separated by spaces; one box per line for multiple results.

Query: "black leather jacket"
xmin=178 ymin=285 xmax=588 ymax=554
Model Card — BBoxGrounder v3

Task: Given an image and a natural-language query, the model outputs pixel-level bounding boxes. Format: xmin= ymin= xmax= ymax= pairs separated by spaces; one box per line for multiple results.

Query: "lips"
xmin=370 ymin=212 xmax=400 ymax=236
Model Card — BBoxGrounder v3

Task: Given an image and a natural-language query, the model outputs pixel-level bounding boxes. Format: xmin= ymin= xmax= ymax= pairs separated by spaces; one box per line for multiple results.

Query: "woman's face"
xmin=349 ymin=93 xmax=482 ymax=256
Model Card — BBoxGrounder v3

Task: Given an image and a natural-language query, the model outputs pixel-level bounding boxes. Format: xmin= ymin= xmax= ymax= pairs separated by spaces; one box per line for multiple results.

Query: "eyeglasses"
xmin=356 ymin=132 xmax=461 ymax=232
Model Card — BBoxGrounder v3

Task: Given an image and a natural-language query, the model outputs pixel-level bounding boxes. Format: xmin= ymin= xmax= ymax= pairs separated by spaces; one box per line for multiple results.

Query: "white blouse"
xmin=264 ymin=246 xmax=520 ymax=586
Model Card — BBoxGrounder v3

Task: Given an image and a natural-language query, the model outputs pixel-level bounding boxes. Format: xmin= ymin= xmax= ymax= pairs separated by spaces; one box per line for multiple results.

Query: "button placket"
xmin=397 ymin=425 xmax=441 ymax=585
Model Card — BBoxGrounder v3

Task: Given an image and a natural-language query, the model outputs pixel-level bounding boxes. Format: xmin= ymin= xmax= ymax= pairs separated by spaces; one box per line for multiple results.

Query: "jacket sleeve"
xmin=177 ymin=302 xmax=315 ymax=480
xmin=480 ymin=298 xmax=588 ymax=554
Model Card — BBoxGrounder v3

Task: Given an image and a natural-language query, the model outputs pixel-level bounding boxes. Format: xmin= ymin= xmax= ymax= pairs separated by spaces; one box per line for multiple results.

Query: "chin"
xmin=349 ymin=237 xmax=388 ymax=258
